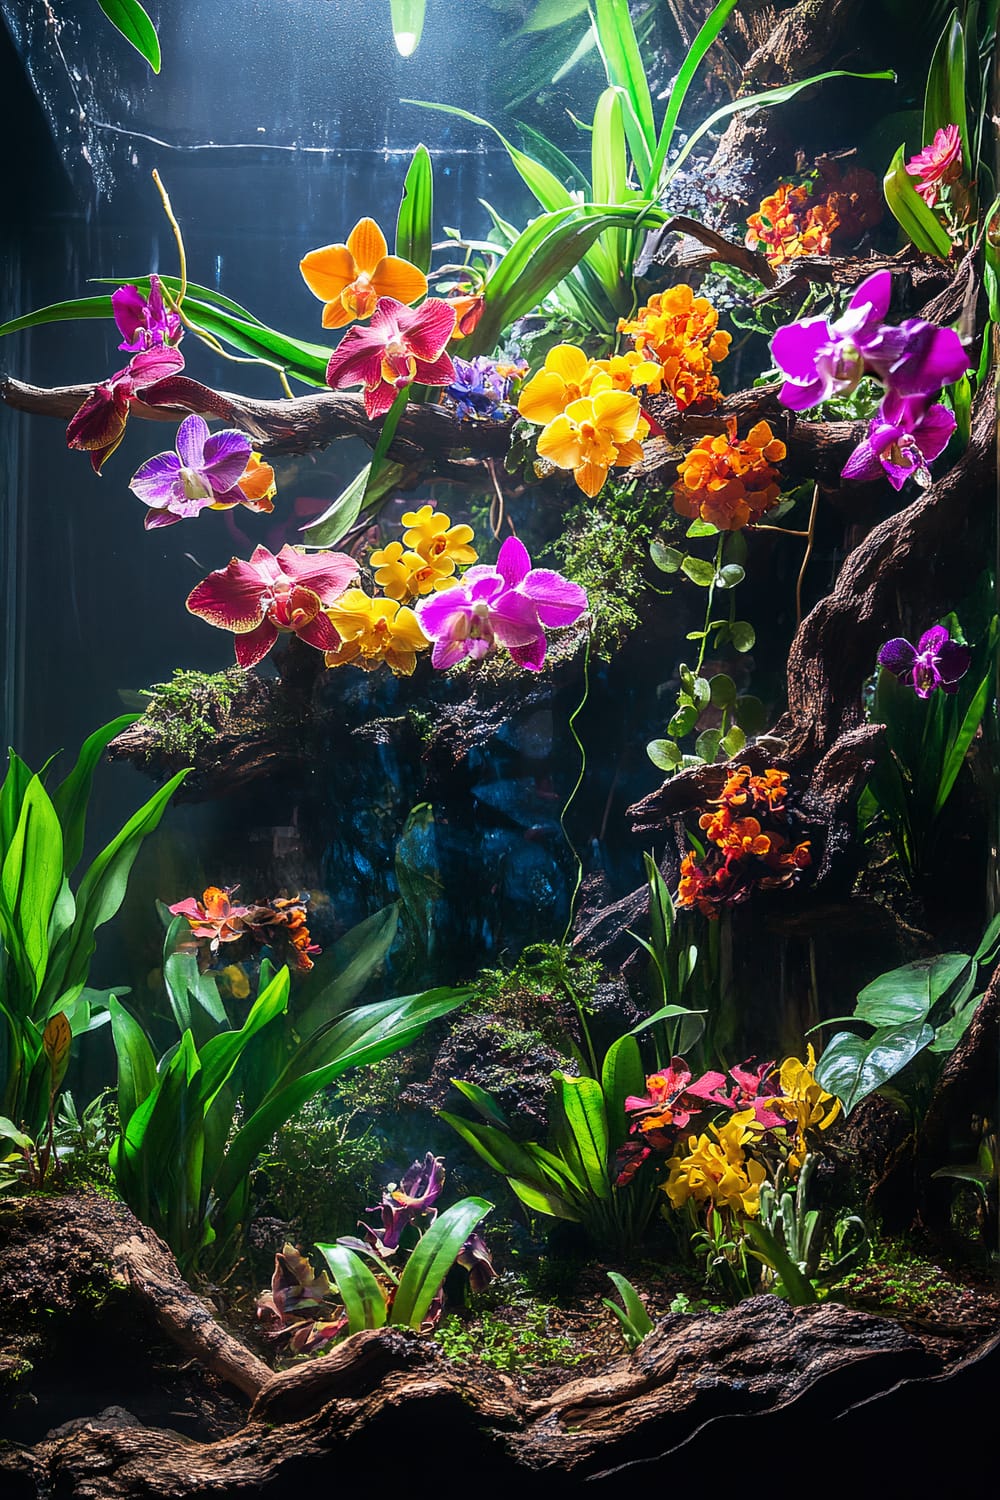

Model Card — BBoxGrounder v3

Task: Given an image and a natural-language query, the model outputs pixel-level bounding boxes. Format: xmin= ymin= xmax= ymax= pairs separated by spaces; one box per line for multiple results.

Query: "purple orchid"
xmin=416 ymin=535 xmax=587 ymax=672
xmin=771 ymin=269 xmax=970 ymax=414
xmin=112 ymin=275 xmax=183 ymax=354
xmin=770 ymin=269 xmax=893 ymax=410
xmin=878 ymin=625 xmax=972 ymax=699
xmin=353 ymin=1153 xmax=446 ymax=1257
xmin=129 ymin=414 xmax=254 ymax=528
xmin=445 ymin=355 xmax=525 ymax=420
xmin=841 ymin=394 xmax=955 ymax=491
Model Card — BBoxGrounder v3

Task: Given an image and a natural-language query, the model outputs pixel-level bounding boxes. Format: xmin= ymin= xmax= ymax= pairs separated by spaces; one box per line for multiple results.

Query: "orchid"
xmin=65 ymin=345 xmax=186 ymax=473
xmin=401 ymin=503 xmax=477 ymax=573
xmin=112 ymin=275 xmax=182 ymax=353
xmin=324 ymin=296 xmax=456 ymax=419
xmin=906 ymin=124 xmax=963 ymax=205
xmin=299 ymin=217 xmax=427 ymax=329
xmin=324 ymin=589 xmax=430 ymax=676
xmin=535 ymin=385 xmax=647 ymax=498
xmin=415 ymin=535 xmax=587 ymax=672
xmin=169 ymin=886 xmax=251 ymax=952
xmin=664 ymin=1111 xmax=768 ymax=1216
xmin=446 ymin=292 xmax=486 ymax=339
xmin=770 ymin=269 xmax=892 ymax=410
xmin=841 ymin=394 xmax=956 ymax=492
xmin=445 ymin=355 xmax=523 ymax=420
xmin=355 ymin=1153 xmax=446 ymax=1256
xmin=128 ymin=414 xmax=255 ymax=528
xmin=877 ymin=624 xmax=972 ymax=699
xmin=186 ymin=544 xmax=357 ymax=668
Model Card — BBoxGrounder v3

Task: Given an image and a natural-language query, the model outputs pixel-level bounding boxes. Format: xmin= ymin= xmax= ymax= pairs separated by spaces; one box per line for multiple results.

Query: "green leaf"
xmin=730 ymin=621 xmax=756 ymax=652
xmin=668 ymin=704 xmax=698 ymax=738
xmin=648 ymin=0 xmax=741 ymax=192
xmin=295 ymin=904 xmax=400 ymax=1036
xmin=884 ymin=144 xmax=954 ymax=258
xmin=717 ymin=564 xmax=745 ymax=589
xmin=522 ymin=0 xmax=589 ymax=32
xmin=109 ymin=997 xmax=158 ymax=1131
xmin=389 ymin=1198 xmax=492 ymax=1329
xmin=854 ymin=953 xmax=969 ymax=1027
xmin=815 ymin=1020 xmax=934 ymax=1114
xmin=695 ymin=729 xmax=721 ymax=763
xmin=551 ymin=1072 xmax=610 ymax=1201
xmin=934 ymin=663 xmax=994 ymax=816
xmin=647 ymin=738 xmax=681 ymax=771
xmin=686 ymin=518 xmax=719 ymax=539
xmin=627 ymin=1001 xmax=706 ymax=1037
xmin=51 ymin=717 xmax=137 ymax=875
xmin=680 ymin=556 xmax=717 ymax=587
xmin=315 ymin=1243 xmax=387 ymax=1332
xmin=650 ymin=541 xmax=682 ymax=573
xmin=390 ymin=0 xmax=426 ymax=58
xmin=720 ymin=725 xmax=747 ymax=758
xmin=96 ymin=0 xmax=161 ymax=73
xmin=1 ymin=776 xmax=64 ymax=998
xmin=923 ymin=10 xmax=970 ymax=173
xmin=404 ymin=100 xmax=576 ymax=216
xmin=303 ymin=460 xmax=404 ymax=549
xmin=395 ymin=145 xmax=434 ymax=274
xmin=0 ymin=751 xmax=32 ymax=854
xmin=600 ymin=1034 xmax=644 ymax=1151
xmin=734 ymin=696 xmax=767 ymax=736
xmin=450 ymin=1078 xmax=510 ymax=1129
xmin=709 ymin=674 xmax=736 ymax=709
xmin=605 ymin=1271 xmax=653 ymax=1338
xmin=590 ymin=87 xmax=628 ymax=282
xmin=591 ymin=0 xmax=655 ymax=180
xmin=744 ymin=1218 xmax=818 ymax=1305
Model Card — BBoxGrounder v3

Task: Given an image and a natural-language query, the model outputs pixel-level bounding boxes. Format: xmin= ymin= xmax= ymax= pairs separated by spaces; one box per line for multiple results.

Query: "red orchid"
xmin=625 ymin=1058 xmax=714 ymax=1138
xmin=324 ymin=295 xmax=457 ymax=419
xmin=688 ymin=1058 xmax=786 ymax=1128
xmin=65 ymin=346 xmax=186 ymax=473
xmin=186 ymin=543 xmax=358 ymax=668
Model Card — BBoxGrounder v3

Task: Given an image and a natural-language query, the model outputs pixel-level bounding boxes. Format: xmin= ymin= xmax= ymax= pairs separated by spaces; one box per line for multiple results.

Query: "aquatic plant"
xmin=186 ymin=543 xmax=358 ymax=668
xmin=0 ymin=720 xmax=186 ymax=1139
xmin=257 ymin=1158 xmax=492 ymax=1353
xmin=675 ymin=767 xmax=812 ymax=918
xmin=602 ymin=1273 xmax=654 ymax=1352
xmin=134 ymin=666 xmax=246 ymax=757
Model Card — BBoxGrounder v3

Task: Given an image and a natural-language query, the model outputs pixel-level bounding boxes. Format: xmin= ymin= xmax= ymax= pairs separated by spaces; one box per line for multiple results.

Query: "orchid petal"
xmin=175 ymin=413 xmax=209 ymax=469
xmin=362 ymin=379 xmax=399 ymax=419
xmin=496 ymin=536 xmax=531 ymax=587
xmin=186 ymin=558 xmax=267 ymax=631
xmin=877 ymin=637 xmax=917 ymax=674
xmin=371 ymin=255 xmax=428 ymax=306
xmin=519 ymin=568 xmax=588 ymax=627
xmin=398 ymin=298 xmax=459 ymax=362
xmin=202 ymin=429 xmax=254 ymax=489
xmin=413 ymin=350 xmax=457 ymax=388
xmin=234 ymin=618 xmax=278 ymax=669
xmin=346 ymin=217 xmax=388 ymax=272
xmin=128 ymin=345 xmax=186 ymax=387
xmin=325 ymin=324 xmax=387 ymax=390
xmin=129 ymin=451 xmax=183 ymax=505
xmin=297 ymin=612 xmax=341 ymax=653
xmin=508 ymin=636 xmax=547 ymax=671
xmin=274 ymin=545 xmax=358 ymax=603
xmin=300 ymin=243 xmax=357 ymax=302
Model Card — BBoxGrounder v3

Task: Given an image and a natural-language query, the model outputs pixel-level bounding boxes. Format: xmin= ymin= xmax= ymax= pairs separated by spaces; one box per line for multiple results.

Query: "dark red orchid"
xmin=65 ymin=345 xmax=186 ymax=473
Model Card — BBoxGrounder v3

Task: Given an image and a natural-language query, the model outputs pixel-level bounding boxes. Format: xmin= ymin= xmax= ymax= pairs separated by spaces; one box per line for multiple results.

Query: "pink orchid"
xmin=686 ymin=1058 xmax=786 ymax=1129
xmin=65 ymin=346 xmax=186 ymax=473
xmin=112 ymin=275 xmax=183 ymax=354
xmin=905 ymin=124 xmax=963 ymax=206
xmin=186 ymin=543 xmax=358 ymax=668
xmin=324 ymin=295 xmax=457 ymax=419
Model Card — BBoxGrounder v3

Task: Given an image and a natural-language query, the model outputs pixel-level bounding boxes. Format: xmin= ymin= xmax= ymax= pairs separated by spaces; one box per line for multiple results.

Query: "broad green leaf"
xmin=745 ymin=1218 xmax=818 ymax=1305
xmin=315 ymin=1243 xmax=387 ymax=1332
xmin=650 ymin=541 xmax=682 ymax=573
xmin=390 ymin=0 xmax=426 ymax=58
xmin=96 ymin=0 xmax=161 ymax=73
xmin=681 ymin=556 xmax=716 ymax=587
xmin=854 ymin=953 xmax=969 ymax=1027
xmin=404 ymin=100 xmax=576 ymax=216
xmin=627 ymin=1000 xmax=706 ymax=1037
xmin=508 ymin=1176 xmax=579 ymax=1219
xmin=197 ymin=969 xmax=290 ymax=1110
xmin=601 ymin=1034 xmax=644 ymax=1150
xmin=295 ymin=903 xmax=400 ymax=1036
xmin=303 ymin=460 xmax=404 ymax=548
xmin=647 ymin=739 xmax=681 ymax=771
xmin=109 ymin=997 xmax=158 ymax=1129
xmin=52 ymin=717 xmax=137 ymax=875
xmin=1 ymin=777 xmax=64 ymax=997
xmin=440 ymin=1111 xmax=544 ymax=1180
xmin=552 ymin=1072 xmax=610 ymax=1200
xmin=730 ymin=621 xmax=755 ymax=652
xmin=605 ymin=1271 xmax=654 ymax=1339
xmin=396 ymin=145 xmax=434 ymax=273
xmin=884 ymin=144 xmax=954 ymax=258
xmin=923 ymin=10 xmax=970 ymax=173
xmin=815 ymin=1020 xmax=934 ymax=1114
xmin=927 ymin=989 xmax=982 ymax=1053
xmin=449 ymin=1078 xmax=510 ymax=1128
xmin=0 ymin=751 xmax=32 ymax=854
xmin=648 ymin=0 xmax=741 ymax=192
xmin=591 ymin=0 xmax=655 ymax=180
xmin=389 ymin=1197 xmax=492 ymax=1329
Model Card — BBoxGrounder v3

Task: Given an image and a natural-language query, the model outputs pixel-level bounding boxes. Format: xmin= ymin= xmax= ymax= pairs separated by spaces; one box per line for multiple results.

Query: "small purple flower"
xmin=129 ymin=413 xmax=252 ymax=528
xmin=112 ymin=275 xmax=182 ymax=354
xmin=878 ymin=625 xmax=971 ymax=698
xmin=770 ymin=269 xmax=892 ymax=411
xmin=445 ymin=355 xmax=526 ymax=420
xmin=416 ymin=535 xmax=588 ymax=672
xmin=841 ymin=394 xmax=955 ymax=491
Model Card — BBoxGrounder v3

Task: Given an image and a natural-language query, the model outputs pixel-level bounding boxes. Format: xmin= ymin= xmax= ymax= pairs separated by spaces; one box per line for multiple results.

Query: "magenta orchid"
xmin=65 ymin=345 xmax=186 ymax=473
xmin=185 ymin=543 xmax=357 ymax=668
xmin=906 ymin=125 xmax=963 ymax=206
xmin=841 ymin=394 xmax=956 ymax=491
xmin=878 ymin=625 xmax=972 ymax=699
xmin=129 ymin=414 xmax=255 ymax=528
xmin=416 ymin=535 xmax=587 ymax=672
xmin=324 ymin=295 xmax=457 ymax=419
xmin=684 ymin=1058 xmax=786 ymax=1129
xmin=111 ymin=275 xmax=183 ymax=354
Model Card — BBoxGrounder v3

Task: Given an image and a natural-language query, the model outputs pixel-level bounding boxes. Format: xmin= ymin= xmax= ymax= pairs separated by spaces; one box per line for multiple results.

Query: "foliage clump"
xmin=253 ymin=1095 xmax=380 ymax=1256
xmin=435 ymin=1272 xmax=588 ymax=1376
xmin=139 ymin=667 xmax=246 ymax=756
xmin=553 ymin=481 xmax=663 ymax=656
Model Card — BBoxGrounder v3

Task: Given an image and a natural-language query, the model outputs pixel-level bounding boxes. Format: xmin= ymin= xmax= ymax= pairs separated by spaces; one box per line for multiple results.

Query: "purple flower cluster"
xmin=445 ymin=355 xmax=526 ymax=421
xmin=416 ymin=535 xmax=588 ymax=672
xmin=771 ymin=269 xmax=969 ymax=491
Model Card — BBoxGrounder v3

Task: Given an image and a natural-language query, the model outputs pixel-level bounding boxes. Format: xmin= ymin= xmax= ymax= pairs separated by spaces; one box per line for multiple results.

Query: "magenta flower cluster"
xmin=770 ymin=269 xmax=969 ymax=491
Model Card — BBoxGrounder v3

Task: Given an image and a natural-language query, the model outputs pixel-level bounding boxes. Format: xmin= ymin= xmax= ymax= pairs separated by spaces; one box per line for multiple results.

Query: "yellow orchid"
xmin=401 ymin=504 xmax=478 ymax=575
xmin=324 ymin=588 xmax=429 ymax=676
xmin=664 ymin=1108 xmax=767 ymax=1217
xmin=771 ymin=1044 xmax=841 ymax=1172
xmin=369 ymin=540 xmax=460 ymax=601
xmin=300 ymin=217 xmax=428 ymax=330
xmin=588 ymin=350 xmax=662 ymax=393
xmin=535 ymin=385 xmax=646 ymax=497
xmin=517 ymin=343 xmax=597 ymax=425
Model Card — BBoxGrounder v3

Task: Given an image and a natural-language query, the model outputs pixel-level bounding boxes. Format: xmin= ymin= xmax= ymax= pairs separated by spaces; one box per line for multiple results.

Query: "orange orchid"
xmin=300 ymin=217 xmax=428 ymax=329
xmin=672 ymin=419 xmax=786 ymax=531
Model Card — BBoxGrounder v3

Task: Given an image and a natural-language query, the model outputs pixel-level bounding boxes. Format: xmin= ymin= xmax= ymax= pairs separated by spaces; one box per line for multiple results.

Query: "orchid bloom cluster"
xmin=128 ymin=413 xmax=276 ymax=529
xmin=672 ymin=419 xmax=786 ymax=531
xmin=617 ymin=1047 xmax=840 ymax=1219
xmin=444 ymin=354 xmax=527 ymax=421
xmin=169 ymin=885 xmax=321 ymax=972
xmin=257 ymin=1155 xmax=494 ymax=1354
xmin=677 ymin=766 xmax=811 ymax=919
xmin=616 ymin=283 xmax=732 ymax=410
xmin=877 ymin=623 xmax=971 ymax=699
xmin=517 ymin=343 xmax=653 ymax=496
xmin=745 ymin=163 xmax=882 ymax=268
xmin=771 ymin=268 xmax=969 ymax=491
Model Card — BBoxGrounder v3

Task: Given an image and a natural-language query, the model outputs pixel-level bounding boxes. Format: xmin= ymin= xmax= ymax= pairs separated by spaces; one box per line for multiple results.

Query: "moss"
xmin=469 ymin=942 xmax=600 ymax=1049
xmin=551 ymin=477 xmax=666 ymax=657
xmin=138 ymin=667 xmax=246 ymax=756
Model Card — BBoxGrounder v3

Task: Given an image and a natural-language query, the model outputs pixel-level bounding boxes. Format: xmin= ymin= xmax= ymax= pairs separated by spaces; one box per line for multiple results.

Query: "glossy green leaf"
xmin=650 ymin=541 xmax=682 ymax=573
xmin=884 ymin=144 xmax=954 ymax=257
xmin=709 ymin=674 xmax=736 ymax=708
xmin=815 ymin=1020 xmax=934 ymax=1114
xmin=0 ymin=752 xmax=32 ymax=854
xmin=591 ymin=88 xmax=628 ymax=281
xmin=522 ymin=0 xmax=589 ymax=31
xmin=295 ymin=903 xmax=400 ymax=1036
xmin=855 ymin=953 xmax=968 ymax=1027
xmin=96 ymin=0 xmax=161 ymax=73
xmin=395 ymin=144 xmax=434 ymax=273
xmin=601 ymin=1034 xmax=644 ymax=1151
xmin=591 ymin=0 xmax=655 ymax=180
xmin=315 ymin=1243 xmax=387 ymax=1332
xmin=390 ymin=0 xmax=426 ymax=58
xmin=627 ymin=1000 xmax=706 ymax=1037
xmin=51 ymin=716 xmax=137 ymax=875
xmin=923 ymin=10 xmax=970 ymax=172
xmin=647 ymin=738 xmax=681 ymax=771
xmin=404 ymin=100 xmax=576 ymax=215
xmin=552 ymin=1072 xmax=610 ymax=1200
xmin=681 ymin=555 xmax=716 ymax=587
xmin=729 ymin=621 xmax=755 ymax=653
xmin=934 ymin=662 xmax=994 ymax=815
xmin=389 ymin=1198 xmax=492 ymax=1329
xmin=695 ymin=729 xmax=721 ymax=763
xmin=303 ymin=460 xmax=404 ymax=549
xmin=1 ymin=777 xmax=64 ymax=996
xmin=450 ymin=1078 xmax=510 ymax=1129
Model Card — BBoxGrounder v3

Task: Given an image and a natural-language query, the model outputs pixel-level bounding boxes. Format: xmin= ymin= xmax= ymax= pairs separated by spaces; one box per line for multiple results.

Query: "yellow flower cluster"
xmin=517 ymin=344 xmax=652 ymax=497
xmin=769 ymin=1044 xmax=841 ymax=1173
xmin=617 ymin=283 xmax=731 ymax=410
xmin=369 ymin=504 xmax=477 ymax=600
xmin=324 ymin=504 xmax=477 ymax=676
xmin=665 ymin=1109 xmax=767 ymax=1217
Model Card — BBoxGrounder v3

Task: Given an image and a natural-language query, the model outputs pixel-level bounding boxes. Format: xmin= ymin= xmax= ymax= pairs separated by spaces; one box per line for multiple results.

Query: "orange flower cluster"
xmin=745 ymin=182 xmax=839 ymax=267
xmin=616 ymin=284 xmax=731 ymax=410
xmin=815 ymin=160 xmax=883 ymax=244
xmin=677 ymin=766 xmax=811 ymax=919
xmin=672 ymin=419 xmax=786 ymax=531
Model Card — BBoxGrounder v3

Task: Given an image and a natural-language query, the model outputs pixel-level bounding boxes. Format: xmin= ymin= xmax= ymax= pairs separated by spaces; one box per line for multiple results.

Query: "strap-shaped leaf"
xmin=1 ymin=776 xmax=64 ymax=1000
xmin=96 ymin=0 xmax=161 ymax=73
xmin=315 ymin=1243 xmax=387 ymax=1333
xmin=590 ymin=0 xmax=655 ymax=180
xmin=551 ymin=1072 xmax=610 ymax=1201
xmin=52 ymin=716 xmax=138 ymax=875
xmin=109 ymin=997 xmax=158 ymax=1130
xmin=647 ymin=0 xmax=741 ymax=192
xmin=600 ymin=1034 xmax=644 ymax=1151
xmin=389 ymin=1197 xmax=491 ymax=1329
xmin=395 ymin=144 xmax=434 ymax=273
xmin=923 ymin=9 xmax=970 ymax=173
xmin=295 ymin=904 xmax=400 ymax=1037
